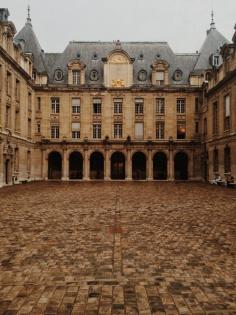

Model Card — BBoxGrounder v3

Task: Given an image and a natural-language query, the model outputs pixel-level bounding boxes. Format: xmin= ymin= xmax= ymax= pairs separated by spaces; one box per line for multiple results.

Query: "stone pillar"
xmin=189 ymin=150 xmax=194 ymax=180
xmin=147 ymin=149 xmax=153 ymax=181
xmin=126 ymin=149 xmax=132 ymax=180
xmin=62 ymin=149 xmax=69 ymax=181
xmin=41 ymin=149 xmax=48 ymax=180
xmin=83 ymin=149 xmax=89 ymax=180
xmin=105 ymin=149 xmax=111 ymax=180
xmin=168 ymin=148 xmax=174 ymax=181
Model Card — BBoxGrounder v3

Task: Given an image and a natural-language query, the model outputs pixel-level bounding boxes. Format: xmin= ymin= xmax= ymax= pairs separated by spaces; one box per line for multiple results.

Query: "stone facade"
xmin=0 ymin=8 xmax=235 ymax=187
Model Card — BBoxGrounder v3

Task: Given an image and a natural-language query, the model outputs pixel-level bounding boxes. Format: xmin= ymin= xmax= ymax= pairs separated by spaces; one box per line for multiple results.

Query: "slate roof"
xmin=14 ymin=18 xmax=46 ymax=73
xmin=194 ymin=27 xmax=230 ymax=70
xmin=14 ymin=17 xmax=230 ymax=85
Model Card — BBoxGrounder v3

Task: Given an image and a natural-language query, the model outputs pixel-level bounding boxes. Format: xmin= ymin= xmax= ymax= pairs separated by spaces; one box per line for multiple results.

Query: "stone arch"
xmin=90 ymin=151 xmax=104 ymax=180
xmin=69 ymin=151 xmax=83 ymax=179
xmin=132 ymin=151 xmax=147 ymax=180
xmin=153 ymin=151 xmax=167 ymax=180
xmin=174 ymin=151 xmax=188 ymax=180
xmin=111 ymin=151 xmax=126 ymax=180
xmin=48 ymin=151 xmax=62 ymax=180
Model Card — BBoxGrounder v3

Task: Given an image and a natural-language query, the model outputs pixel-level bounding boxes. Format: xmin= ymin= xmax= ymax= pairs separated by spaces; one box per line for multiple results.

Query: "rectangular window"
xmin=135 ymin=122 xmax=144 ymax=139
xmin=213 ymin=101 xmax=218 ymax=135
xmin=72 ymin=122 xmax=80 ymax=139
xmin=15 ymin=79 xmax=20 ymax=101
xmin=72 ymin=70 xmax=80 ymax=85
xmin=213 ymin=148 xmax=219 ymax=173
xmin=28 ymin=118 xmax=32 ymax=138
xmin=114 ymin=98 xmax=123 ymax=114
xmin=51 ymin=125 xmax=60 ymax=139
xmin=93 ymin=124 xmax=101 ymax=139
xmin=37 ymin=97 xmax=41 ymax=111
xmin=156 ymin=98 xmax=165 ymax=114
xmin=204 ymin=118 xmax=207 ymax=136
xmin=114 ymin=123 xmax=123 ymax=139
xmin=135 ymin=98 xmax=144 ymax=114
xmin=224 ymin=95 xmax=230 ymax=131
xmin=195 ymin=122 xmax=199 ymax=134
xmin=5 ymin=105 xmax=10 ymax=129
xmin=36 ymin=122 xmax=41 ymax=134
xmin=177 ymin=99 xmax=185 ymax=114
xmin=51 ymin=98 xmax=60 ymax=113
xmin=156 ymin=71 xmax=164 ymax=85
xmin=156 ymin=121 xmax=165 ymax=139
xmin=7 ymin=71 xmax=12 ymax=96
xmin=15 ymin=110 xmax=20 ymax=132
xmin=72 ymin=98 xmax=80 ymax=114
xmin=224 ymin=146 xmax=231 ymax=173
xmin=177 ymin=121 xmax=186 ymax=139
xmin=93 ymin=98 xmax=102 ymax=114
xmin=28 ymin=92 xmax=32 ymax=111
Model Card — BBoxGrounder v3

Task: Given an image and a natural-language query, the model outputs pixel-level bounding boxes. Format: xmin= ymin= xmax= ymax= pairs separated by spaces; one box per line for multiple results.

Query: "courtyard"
xmin=0 ymin=182 xmax=236 ymax=315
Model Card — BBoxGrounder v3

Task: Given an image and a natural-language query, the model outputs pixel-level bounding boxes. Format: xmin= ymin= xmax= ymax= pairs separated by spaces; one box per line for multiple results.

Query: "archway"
xmin=5 ymin=159 xmax=10 ymax=184
xmin=111 ymin=152 xmax=125 ymax=180
xmin=132 ymin=152 xmax=146 ymax=180
xmin=174 ymin=152 xmax=188 ymax=180
xmin=48 ymin=151 xmax=62 ymax=179
xmin=69 ymin=152 xmax=83 ymax=179
xmin=153 ymin=152 xmax=167 ymax=180
xmin=90 ymin=151 xmax=104 ymax=179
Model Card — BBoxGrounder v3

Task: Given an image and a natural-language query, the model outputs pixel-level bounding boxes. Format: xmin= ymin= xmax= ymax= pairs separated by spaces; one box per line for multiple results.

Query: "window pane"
xmin=135 ymin=123 xmax=144 ymax=138
xmin=157 ymin=72 xmax=164 ymax=80
xmin=72 ymin=122 xmax=80 ymax=130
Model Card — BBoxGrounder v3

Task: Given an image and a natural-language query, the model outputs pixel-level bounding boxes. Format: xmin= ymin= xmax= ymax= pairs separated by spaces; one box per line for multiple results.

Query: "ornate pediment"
xmin=67 ymin=59 xmax=86 ymax=70
xmin=151 ymin=59 xmax=169 ymax=71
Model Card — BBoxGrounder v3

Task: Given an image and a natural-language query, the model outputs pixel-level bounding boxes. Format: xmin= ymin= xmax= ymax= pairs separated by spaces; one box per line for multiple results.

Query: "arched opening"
xmin=132 ymin=152 xmax=146 ymax=180
xmin=111 ymin=152 xmax=125 ymax=180
xmin=153 ymin=152 xmax=167 ymax=180
xmin=90 ymin=151 xmax=104 ymax=179
xmin=48 ymin=151 xmax=62 ymax=180
xmin=174 ymin=152 xmax=188 ymax=180
xmin=5 ymin=159 xmax=10 ymax=184
xmin=69 ymin=151 xmax=83 ymax=179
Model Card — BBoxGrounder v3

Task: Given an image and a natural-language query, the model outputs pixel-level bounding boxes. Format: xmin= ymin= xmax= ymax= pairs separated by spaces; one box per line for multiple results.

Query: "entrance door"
xmin=132 ymin=152 xmax=146 ymax=180
xmin=111 ymin=152 xmax=125 ymax=180
xmin=174 ymin=152 xmax=188 ymax=180
xmin=5 ymin=160 xmax=9 ymax=184
xmin=90 ymin=152 xmax=104 ymax=179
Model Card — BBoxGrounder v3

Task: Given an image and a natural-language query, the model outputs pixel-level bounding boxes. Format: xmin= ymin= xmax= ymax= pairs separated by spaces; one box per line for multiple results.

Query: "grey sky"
xmin=2 ymin=0 xmax=236 ymax=53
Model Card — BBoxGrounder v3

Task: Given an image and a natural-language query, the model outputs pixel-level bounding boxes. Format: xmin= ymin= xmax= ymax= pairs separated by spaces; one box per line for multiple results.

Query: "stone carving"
xmin=110 ymin=55 xmax=127 ymax=64
xmin=111 ymin=79 xmax=125 ymax=87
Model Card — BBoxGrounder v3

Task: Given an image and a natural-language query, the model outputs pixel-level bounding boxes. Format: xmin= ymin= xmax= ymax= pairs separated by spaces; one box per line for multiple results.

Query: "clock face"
xmin=54 ymin=69 xmax=64 ymax=81
xmin=138 ymin=70 xmax=147 ymax=82
xmin=90 ymin=70 xmax=99 ymax=81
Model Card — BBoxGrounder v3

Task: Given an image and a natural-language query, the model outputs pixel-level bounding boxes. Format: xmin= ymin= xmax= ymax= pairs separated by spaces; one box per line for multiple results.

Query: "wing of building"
xmin=0 ymin=8 xmax=235 ymax=186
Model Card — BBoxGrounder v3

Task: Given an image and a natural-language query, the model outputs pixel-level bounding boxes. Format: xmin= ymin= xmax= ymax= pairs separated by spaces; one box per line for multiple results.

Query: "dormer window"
xmin=173 ymin=69 xmax=183 ymax=82
xmin=213 ymin=55 xmax=220 ymax=67
xmin=151 ymin=60 xmax=169 ymax=86
xmin=67 ymin=60 xmax=86 ymax=85
xmin=72 ymin=70 xmax=80 ymax=85
xmin=156 ymin=71 xmax=164 ymax=85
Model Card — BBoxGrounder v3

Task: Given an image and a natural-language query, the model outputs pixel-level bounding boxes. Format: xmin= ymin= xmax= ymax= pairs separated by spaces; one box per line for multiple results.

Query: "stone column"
xmin=189 ymin=150 xmax=194 ymax=180
xmin=168 ymin=148 xmax=174 ymax=181
xmin=105 ymin=149 xmax=111 ymax=180
xmin=147 ymin=149 xmax=153 ymax=181
xmin=126 ymin=149 xmax=132 ymax=180
xmin=83 ymin=149 xmax=89 ymax=180
xmin=62 ymin=149 xmax=69 ymax=181
xmin=42 ymin=149 xmax=48 ymax=180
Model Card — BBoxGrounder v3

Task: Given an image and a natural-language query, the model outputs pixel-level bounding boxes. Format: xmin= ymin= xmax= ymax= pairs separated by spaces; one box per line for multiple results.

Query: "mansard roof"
xmin=14 ymin=18 xmax=46 ymax=73
xmin=43 ymin=41 xmax=199 ymax=85
xmin=13 ymin=13 xmax=229 ymax=85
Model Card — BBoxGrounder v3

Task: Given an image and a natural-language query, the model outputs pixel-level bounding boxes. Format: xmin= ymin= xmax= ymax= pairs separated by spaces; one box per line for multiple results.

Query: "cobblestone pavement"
xmin=0 ymin=182 xmax=236 ymax=315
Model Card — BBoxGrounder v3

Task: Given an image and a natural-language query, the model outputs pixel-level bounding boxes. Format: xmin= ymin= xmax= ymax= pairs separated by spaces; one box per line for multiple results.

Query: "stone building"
xmin=0 ymin=8 xmax=235 ymax=187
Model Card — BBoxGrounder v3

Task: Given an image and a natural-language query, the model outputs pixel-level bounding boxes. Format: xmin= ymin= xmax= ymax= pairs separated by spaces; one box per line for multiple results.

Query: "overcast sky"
xmin=2 ymin=0 xmax=236 ymax=53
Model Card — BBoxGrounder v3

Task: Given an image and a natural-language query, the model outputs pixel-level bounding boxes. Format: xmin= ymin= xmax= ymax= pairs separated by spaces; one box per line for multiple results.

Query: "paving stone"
xmin=0 ymin=181 xmax=236 ymax=314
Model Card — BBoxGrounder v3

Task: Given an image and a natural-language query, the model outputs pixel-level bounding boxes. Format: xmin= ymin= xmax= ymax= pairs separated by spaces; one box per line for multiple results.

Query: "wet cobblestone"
xmin=0 ymin=181 xmax=236 ymax=314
